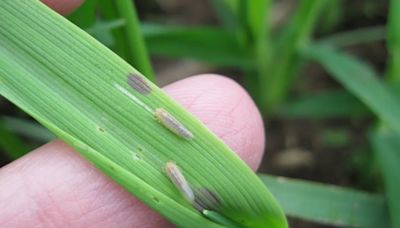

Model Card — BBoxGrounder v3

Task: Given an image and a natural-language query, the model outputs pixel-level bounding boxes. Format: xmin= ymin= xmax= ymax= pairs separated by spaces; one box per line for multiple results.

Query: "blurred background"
xmin=1 ymin=0 xmax=397 ymax=227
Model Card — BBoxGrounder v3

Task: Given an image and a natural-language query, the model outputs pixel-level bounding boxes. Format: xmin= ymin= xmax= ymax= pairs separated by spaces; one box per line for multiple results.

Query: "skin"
xmin=0 ymin=1 xmax=266 ymax=227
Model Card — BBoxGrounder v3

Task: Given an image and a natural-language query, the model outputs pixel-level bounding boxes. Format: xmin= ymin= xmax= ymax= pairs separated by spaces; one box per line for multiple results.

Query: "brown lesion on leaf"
xmin=163 ymin=160 xmax=222 ymax=213
xmin=127 ymin=74 xmax=152 ymax=94
xmin=192 ymin=187 xmax=221 ymax=212
xmin=154 ymin=108 xmax=193 ymax=139
xmin=97 ymin=126 xmax=106 ymax=133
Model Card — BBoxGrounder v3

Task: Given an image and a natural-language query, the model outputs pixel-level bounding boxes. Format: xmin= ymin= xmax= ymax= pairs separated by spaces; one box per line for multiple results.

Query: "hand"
xmin=0 ymin=1 xmax=266 ymax=227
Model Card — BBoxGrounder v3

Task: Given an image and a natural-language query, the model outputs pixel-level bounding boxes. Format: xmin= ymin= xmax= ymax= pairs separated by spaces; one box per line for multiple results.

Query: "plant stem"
xmin=371 ymin=126 xmax=400 ymax=228
xmin=98 ymin=0 xmax=129 ymax=60
xmin=240 ymin=0 xmax=272 ymax=106
xmin=386 ymin=0 xmax=400 ymax=82
xmin=377 ymin=1 xmax=400 ymax=227
xmin=261 ymin=0 xmax=327 ymax=112
xmin=114 ymin=0 xmax=155 ymax=81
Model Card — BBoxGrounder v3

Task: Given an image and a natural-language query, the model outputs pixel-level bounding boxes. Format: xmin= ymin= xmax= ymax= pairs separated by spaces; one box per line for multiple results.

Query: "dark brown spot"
xmin=127 ymin=74 xmax=151 ymax=94
xmin=193 ymin=188 xmax=221 ymax=212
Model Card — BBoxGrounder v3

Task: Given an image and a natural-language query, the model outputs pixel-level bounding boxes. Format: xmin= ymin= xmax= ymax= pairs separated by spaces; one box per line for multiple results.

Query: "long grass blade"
xmin=275 ymin=89 xmax=369 ymax=119
xmin=386 ymin=0 xmax=400 ymax=82
xmin=376 ymin=1 xmax=400 ymax=226
xmin=303 ymin=44 xmax=400 ymax=135
xmin=85 ymin=19 xmax=125 ymax=46
xmin=114 ymin=0 xmax=154 ymax=81
xmin=241 ymin=0 xmax=272 ymax=107
xmin=260 ymin=175 xmax=390 ymax=227
xmin=320 ymin=26 xmax=386 ymax=48
xmin=87 ymin=22 xmax=248 ymax=68
xmin=142 ymin=24 xmax=249 ymax=68
xmin=97 ymin=0 xmax=129 ymax=60
xmin=0 ymin=1 xmax=286 ymax=227
xmin=2 ymin=116 xmax=54 ymax=142
xmin=263 ymin=0 xmax=327 ymax=111
xmin=209 ymin=0 xmax=238 ymax=29
xmin=371 ymin=127 xmax=400 ymax=228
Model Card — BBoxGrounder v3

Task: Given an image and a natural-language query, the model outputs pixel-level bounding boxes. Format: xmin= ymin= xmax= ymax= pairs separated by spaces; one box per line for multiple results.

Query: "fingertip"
xmin=0 ymin=140 xmax=171 ymax=228
xmin=41 ymin=0 xmax=84 ymax=15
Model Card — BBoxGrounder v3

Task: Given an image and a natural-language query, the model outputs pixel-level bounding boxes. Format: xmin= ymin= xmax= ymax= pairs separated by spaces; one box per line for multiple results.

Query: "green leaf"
xmin=209 ymin=0 xmax=238 ymax=29
xmin=386 ymin=0 xmax=400 ymax=82
xmin=2 ymin=116 xmax=54 ymax=142
xmin=262 ymin=0 xmax=328 ymax=111
xmin=142 ymin=24 xmax=250 ymax=68
xmin=0 ymin=1 xmax=286 ymax=227
xmin=371 ymin=126 xmax=400 ymax=228
xmin=218 ymin=0 xmax=239 ymax=13
xmin=240 ymin=0 xmax=272 ymax=108
xmin=97 ymin=0 xmax=129 ymax=60
xmin=243 ymin=0 xmax=270 ymax=41
xmin=86 ymin=19 xmax=126 ymax=34
xmin=86 ymin=19 xmax=125 ymax=46
xmin=319 ymin=26 xmax=386 ymax=48
xmin=113 ymin=0 xmax=154 ymax=81
xmin=93 ymin=1 xmax=154 ymax=81
xmin=0 ymin=119 xmax=28 ymax=159
xmin=303 ymin=44 xmax=400 ymax=135
xmin=275 ymin=89 xmax=369 ymax=119
xmin=260 ymin=175 xmax=390 ymax=227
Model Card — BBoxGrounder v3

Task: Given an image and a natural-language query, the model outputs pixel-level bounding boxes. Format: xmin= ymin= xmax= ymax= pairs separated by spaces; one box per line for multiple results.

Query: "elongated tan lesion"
xmin=164 ymin=161 xmax=221 ymax=212
xmin=154 ymin=108 xmax=193 ymax=139
xmin=165 ymin=161 xmax=195 ymax=203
